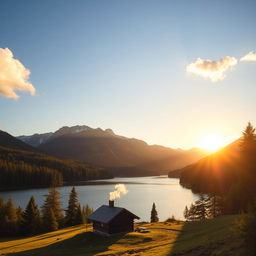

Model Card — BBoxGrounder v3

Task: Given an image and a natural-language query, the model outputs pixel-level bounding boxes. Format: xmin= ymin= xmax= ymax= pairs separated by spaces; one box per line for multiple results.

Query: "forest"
xmin=0 ymin=187 xmax=93 ymax=236
xmin=0 ymin=146 xmax=112 ymax=190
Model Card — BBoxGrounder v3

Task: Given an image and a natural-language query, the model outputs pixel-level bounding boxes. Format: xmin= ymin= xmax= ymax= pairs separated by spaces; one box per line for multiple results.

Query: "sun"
xmin=199 ymin=133 xmax=226 ymax=152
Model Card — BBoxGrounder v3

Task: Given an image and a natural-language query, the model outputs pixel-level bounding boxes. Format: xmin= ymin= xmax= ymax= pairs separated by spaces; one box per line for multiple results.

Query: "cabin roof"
xmin=86 ymin=205 xmax=139 ymax=224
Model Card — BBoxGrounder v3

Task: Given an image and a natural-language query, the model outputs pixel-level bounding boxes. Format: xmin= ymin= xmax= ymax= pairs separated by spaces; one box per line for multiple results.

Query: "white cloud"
xmin=186 ymin=56 xmax=238 ymax=82
xmin=240 ymin=51 xmax=256 ymax=62
xmin=0 ymin=48 xmax=36 ymax=99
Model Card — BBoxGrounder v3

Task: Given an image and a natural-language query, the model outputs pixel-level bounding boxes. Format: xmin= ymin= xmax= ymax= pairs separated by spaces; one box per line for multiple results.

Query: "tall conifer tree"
xmin=42 ymin=187 xmax=63 ymax=231
xmin=150 ymin=203 xmax=159 ymax=222
xmin=0 ymin=198 xmax=6 ymax=235
xmin=83 ymin=204 xmax=93 ymax=223
xmin=75 ymin=204 xmax=85 ymax=225
xmin=16 ymin=206 xmax=24 ymax=234
xmin=22 ymin=196 xmax=42 ymax=235
xmin=5 ymin=198 xmax=18 ymax=234
xmin=65 ymin=187 xmax=79 ymax=226
xmin=49 ymin=208 xmax=58 ymax=231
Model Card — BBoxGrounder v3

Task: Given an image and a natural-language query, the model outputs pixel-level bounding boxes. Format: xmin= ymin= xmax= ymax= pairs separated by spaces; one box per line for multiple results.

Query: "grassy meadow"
xmin=0 ymin=215 xmax=245 ymax=256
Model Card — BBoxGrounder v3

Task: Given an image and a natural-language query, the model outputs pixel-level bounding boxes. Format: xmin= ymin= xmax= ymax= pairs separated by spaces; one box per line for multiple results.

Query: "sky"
xmin=0 ymin=0 xmax=256 ymax=149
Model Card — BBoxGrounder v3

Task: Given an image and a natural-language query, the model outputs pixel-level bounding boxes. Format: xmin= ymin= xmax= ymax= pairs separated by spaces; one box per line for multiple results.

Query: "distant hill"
xmin=0 ymin=130 xmax=40 ymax=152
xmin=18 ymin=132 xmax=52 ymax=147
xmin=0 ymin=130 xmax=111 ymax=190
xmin=169 ymin=140 xmax=241 ymax=177
xmin=18 ymin=125 xmax=209 ymax=176
xmin=168 ymin=139 xmax=242 ymax=194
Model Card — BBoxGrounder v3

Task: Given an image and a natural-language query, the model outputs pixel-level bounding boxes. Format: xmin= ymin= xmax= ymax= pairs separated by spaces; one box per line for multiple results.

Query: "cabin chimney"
xmin=109 ymin=200 xmax=114 ymax=208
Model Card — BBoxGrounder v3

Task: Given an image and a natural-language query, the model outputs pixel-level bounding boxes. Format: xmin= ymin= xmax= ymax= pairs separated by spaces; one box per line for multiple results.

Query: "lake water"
xmin=0 ymin=176 xmax=199 ymax=221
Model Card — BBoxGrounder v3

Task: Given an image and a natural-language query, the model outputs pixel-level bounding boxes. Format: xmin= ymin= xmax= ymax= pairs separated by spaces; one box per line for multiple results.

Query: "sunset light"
xmin=199 ymin=133 xmax=226 ymax=152
xmin=0 ymin=1 xmax=256 ymax=255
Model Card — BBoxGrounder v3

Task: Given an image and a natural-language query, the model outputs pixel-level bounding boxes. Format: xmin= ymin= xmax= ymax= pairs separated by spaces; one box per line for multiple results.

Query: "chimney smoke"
xmin=109 ymin=184 xmax=128 ymax=201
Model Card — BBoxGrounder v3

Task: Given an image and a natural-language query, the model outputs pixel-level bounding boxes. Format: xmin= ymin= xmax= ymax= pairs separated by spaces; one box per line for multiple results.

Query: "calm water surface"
xmin=0 ymin=176 xmax=199 ymax=221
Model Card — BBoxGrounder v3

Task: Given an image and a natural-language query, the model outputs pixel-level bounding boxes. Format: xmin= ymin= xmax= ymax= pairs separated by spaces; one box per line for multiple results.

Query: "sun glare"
xmin=199 ymin=134 xmax=226 ymax=152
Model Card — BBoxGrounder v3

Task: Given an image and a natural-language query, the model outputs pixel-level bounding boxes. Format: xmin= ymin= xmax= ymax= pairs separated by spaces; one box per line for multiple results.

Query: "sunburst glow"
xmin=199 ymin=134 xmax=226 ymax=151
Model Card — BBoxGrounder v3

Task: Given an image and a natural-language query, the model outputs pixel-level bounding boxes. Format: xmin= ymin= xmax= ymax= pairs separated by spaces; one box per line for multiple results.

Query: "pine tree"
xmin=49 ymin=208 xmax=58 ymax=231
xmin=150 ymin=203 xmax=159 ymax=222
xmin=0 ymin=198 xmax=6 ymax=235
xmin=183 ymin=206 xmax=189 ymax=220
xmin=241 ymin=122 xmax=256 ymax=154
xmin=185 ymin=195 xmax=208 ymax=221
xmin=22 ymin=196 xmax=42 ymax=235
xmin=206 ymin=194 xmax=223 ymax=218
xmin=16 ymin=206 xmax=24 ymax=234
xmin=83 ymin=204 xmax=93 ymax=223
xmin=5 ymin=198 xmax=18 ymax=235
xmin=195 ymin=195 xmax=207 ymax=220
xmin=42 ymin=187 xmax=63 ymax=231
xmin=186 ymin=203 xmax=197 ymax=221
xmin=65 ymin=187 xmax=79 ymax=226
xmin=237 ymin=122 xmax=256 ymax=211
xmin=75 ymin=204 xmax=85 ymax=225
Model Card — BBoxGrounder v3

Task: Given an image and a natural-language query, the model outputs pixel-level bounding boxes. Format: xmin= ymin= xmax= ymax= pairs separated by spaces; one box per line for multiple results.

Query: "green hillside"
xmin=0 ymin=215 xmax=246 ymax=256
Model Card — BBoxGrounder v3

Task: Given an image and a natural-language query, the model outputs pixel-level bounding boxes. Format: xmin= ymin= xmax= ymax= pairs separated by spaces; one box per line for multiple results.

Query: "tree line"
xmin=0 ymin=187 xmax=93 ymax=236
xmin=0 ymin=146 xmax=112 ymax=190
xmin=183 ymin=194 xmax=223 ymax=221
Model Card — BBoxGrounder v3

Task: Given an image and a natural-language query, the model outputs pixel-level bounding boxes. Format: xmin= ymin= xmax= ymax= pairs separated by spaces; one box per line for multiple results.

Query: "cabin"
xmin=87 ymin=200 xmax=140 ymax=235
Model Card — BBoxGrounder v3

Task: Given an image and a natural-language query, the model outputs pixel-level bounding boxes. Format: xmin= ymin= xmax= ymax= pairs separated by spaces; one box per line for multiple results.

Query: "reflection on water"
xmin=0 ymin=176 xmax=199 ymax=221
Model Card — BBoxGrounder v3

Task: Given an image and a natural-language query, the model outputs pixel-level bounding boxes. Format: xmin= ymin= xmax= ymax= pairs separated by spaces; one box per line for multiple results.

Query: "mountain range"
xmin=17 ymin=125 xmax=209 ymax=176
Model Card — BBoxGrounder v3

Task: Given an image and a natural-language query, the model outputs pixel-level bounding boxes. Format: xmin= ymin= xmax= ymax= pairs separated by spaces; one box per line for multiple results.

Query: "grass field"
xmin=0 ymin=215 xmax=245 ymax=256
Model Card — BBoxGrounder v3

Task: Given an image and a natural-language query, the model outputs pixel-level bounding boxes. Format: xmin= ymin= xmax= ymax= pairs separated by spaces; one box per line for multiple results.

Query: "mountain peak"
xmin=17 ymin=125 xmax=118 ymax=147
xmin=53 ymin=125 xmax=91 ymax=137
xmin=105 ymin=128 xmax=115 ymax=135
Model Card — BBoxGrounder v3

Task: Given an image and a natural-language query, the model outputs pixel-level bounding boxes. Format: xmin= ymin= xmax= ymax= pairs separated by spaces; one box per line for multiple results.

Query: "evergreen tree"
xmin=241 ymin=122 xmax=256 ymax=154
xmin=65 ymin=187 xmax=79 ymax=226
xmin=22 ymin=196 xmax=42 ymax=235
xmin=83 ymin=204 xmax=93 ymax=223
xmin=0 ymin=198 xmax=6 ymax=235
xmin=183 ymin=206 xmax=189 ymax=220
xmin=186 ymin=203 xmax=197 ymax=221
xmin=185 ymin=195 xmax=207 ymax=221
xmin=233 ymin=122 xmax=256 ymax=212
xmin=16 ymin=206 xmax=24 ymax=234
xmin=5 ymin=198 xmax=18 ymax=234
xmin=196 ymin=195 xmax=207 ymax=220
xmin=49 ymin=208 xmax=58 ymax=231
xmin=206 ymin=194 xmax=223 ymax=218
xmin=42 ymin=187 xmax=63 ymax=231
xmin=75 ymin=204 xmax=85 ymax=225
xmin=150 ymin=203 xmax=159 ymax=222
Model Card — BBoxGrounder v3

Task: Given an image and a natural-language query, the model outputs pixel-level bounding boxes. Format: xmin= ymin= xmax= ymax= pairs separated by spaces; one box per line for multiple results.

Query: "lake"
xmin=0 ymin=176 xmax=199 ymax=221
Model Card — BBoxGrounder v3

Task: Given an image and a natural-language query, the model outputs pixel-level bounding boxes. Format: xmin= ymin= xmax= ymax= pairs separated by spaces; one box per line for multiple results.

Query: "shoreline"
xmin=0 ymin=176 xmax=176 ymax=192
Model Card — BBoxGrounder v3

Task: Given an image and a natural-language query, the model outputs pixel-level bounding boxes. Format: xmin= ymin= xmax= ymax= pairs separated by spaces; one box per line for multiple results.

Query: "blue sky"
xmin=0 ymin=0 xmax=256 ymax=149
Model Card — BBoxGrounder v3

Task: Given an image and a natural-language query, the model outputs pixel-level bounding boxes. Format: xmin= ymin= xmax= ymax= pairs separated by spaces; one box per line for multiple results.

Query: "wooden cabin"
xmin=87 ymin=200 xmax=139 ymax=235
